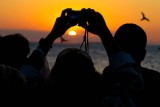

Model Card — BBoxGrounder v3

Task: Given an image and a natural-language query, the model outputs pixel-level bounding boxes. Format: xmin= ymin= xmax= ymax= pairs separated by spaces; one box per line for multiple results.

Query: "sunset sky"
xmin=0 ymin=0 xmax=159 ymax=45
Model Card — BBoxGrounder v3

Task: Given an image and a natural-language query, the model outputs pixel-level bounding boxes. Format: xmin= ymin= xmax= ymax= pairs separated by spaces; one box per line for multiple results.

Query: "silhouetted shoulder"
xmin=140 ymin=67 xmax=160 ymax=83
xmin=139 ymin=67 xmax=160 ymax=107
xmin=0 ymin=64 xmax=26 ymax=102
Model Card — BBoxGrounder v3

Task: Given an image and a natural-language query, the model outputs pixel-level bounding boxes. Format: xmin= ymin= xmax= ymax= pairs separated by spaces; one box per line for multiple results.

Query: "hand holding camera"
xmin=79 ymin=8 xmax=109 ymax=36
xmin=62 ymin=8 xmax=109 ymax=36
xmin=47 ymin=9 xmax=78 ymax=41
xmin=46 ymin=8 xmax=110 ymax=45
xmin=66 ymin=10 xmax=81 ymax=22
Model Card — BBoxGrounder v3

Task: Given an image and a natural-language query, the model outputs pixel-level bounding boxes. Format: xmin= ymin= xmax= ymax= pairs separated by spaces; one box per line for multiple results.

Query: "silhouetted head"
xmin=49 ymin=48 xmax=100 ymax=84
xmin=47 ymin=48 xmax=102 ymax=106
xmin=114 ymin=23 xmax=147 ymax=65
xmin=0 ymin=33 xmax=30 ymax=69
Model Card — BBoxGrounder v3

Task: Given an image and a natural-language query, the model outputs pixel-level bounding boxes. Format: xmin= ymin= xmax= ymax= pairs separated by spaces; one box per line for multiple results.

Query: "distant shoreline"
xmin=1 ymin=29 xmax=159 ymax=45
xmin=29 ymin=41 xmax=160 ymax=46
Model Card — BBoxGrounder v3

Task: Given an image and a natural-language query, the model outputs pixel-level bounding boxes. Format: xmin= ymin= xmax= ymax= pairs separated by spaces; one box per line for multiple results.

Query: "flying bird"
xmin=60 ymin=36 xmax=68 ymax=43
xmin=141 ymin=12 xmax=150 ymax=21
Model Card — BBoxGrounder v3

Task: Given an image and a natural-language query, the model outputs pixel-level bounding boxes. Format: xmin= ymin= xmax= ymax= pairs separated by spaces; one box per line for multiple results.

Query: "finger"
xmin=86 ymin=8 xmax=95 ymax=14
xmin=80 ymin=8 xmax=91 ymax=24
xmin=68 ymin=20 xmax=77 ymax=27
xmin=86 ymin=8 xmax=96 ymax=16
xmin=59 ymin=16 xmax=77 ymax=28
xmin=81 ymin=8 xmax=86 ymax=13
xmin=78 ymin=21 xmax=89 ymax=30
xmin=90 ymin=8 xmax=95 ymax=12
xmin=61 ymin=8 xmax=72 ymax=17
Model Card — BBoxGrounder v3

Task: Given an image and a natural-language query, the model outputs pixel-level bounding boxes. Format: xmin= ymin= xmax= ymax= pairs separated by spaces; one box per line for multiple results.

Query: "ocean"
xmin=30 ymin=42 xmax=160 ymax=74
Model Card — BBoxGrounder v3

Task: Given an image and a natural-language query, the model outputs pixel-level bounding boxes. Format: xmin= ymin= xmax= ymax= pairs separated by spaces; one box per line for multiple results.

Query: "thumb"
xmin=78 ymin=21 xmax=88 ymax=29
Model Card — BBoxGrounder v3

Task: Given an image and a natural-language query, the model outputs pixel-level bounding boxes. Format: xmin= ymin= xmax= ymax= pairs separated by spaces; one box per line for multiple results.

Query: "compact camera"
xmin=67 ymin=10 xmax=81 ymax=22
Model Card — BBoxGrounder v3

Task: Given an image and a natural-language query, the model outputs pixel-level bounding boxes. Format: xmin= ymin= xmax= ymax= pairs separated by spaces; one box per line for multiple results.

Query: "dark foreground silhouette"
xmin=103 ymin=23 xmax=160 ymax=107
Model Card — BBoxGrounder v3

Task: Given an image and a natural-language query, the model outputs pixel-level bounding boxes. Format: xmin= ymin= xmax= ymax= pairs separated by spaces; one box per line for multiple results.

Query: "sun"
xmin=68 ymin=30 xmax=76 ymax=36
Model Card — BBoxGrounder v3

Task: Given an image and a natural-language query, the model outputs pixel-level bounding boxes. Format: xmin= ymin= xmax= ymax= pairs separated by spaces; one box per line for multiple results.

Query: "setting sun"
xmin=68 ymin=30 xmax=76 ymax=36
xmin=0 ymin=0 xmax=160 ymax=44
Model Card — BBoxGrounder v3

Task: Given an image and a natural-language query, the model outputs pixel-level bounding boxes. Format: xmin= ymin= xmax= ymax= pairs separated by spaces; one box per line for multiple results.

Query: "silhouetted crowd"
xmin=0 ymin=8 xmax=160 ymax=107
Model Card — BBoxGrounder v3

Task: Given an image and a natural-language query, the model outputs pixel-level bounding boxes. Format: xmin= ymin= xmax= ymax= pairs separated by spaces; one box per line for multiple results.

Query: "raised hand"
xmin=79 ymin=8 xmax=109 ymax=36
xmin=78 ymin=8 xmax=121 ymax=56
xmin=49 ymin=8 xmax=77 ymax=39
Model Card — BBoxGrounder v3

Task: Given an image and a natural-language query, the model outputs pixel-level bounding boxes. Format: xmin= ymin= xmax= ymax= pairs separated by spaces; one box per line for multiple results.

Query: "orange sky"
xmin=0 ymin=0 xmax=160 ymax=45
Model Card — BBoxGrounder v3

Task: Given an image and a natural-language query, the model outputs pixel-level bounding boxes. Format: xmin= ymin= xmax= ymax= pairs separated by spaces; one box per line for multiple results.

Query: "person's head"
xmin=49 ymin=48 xmax=100 ymax=85
xmin=114 ymin=23 xmax=147 ymax=65
xmin=0 ymin=33 xmax=30 ymax=69
xmin=47 ymin=48 xmax=102 ymax=105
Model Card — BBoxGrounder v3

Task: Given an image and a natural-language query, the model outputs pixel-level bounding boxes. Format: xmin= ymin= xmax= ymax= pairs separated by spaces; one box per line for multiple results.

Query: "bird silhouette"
xmin=141 ymin=12 xmax=150 ymax=21
xmin=60 ymin=36 xmax=68 ymax=43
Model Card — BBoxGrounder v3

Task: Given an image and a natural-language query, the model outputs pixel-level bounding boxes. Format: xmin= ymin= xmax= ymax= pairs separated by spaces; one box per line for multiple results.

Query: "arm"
xmin=21 ymin=8 xmax=76 ymax=81
xmin=79 ymin=8 xmax=121 ymax=57
xmin=79 ymin=8 xmax=143 ymax=106
xmin=79 ymin=9 xmax=137 ymax=68
xmin=79 ymin=8 xmax=142 ymax=73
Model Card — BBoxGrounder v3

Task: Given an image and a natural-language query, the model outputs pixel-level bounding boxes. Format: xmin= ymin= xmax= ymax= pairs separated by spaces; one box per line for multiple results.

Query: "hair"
xmin=0 ymin=33 xmax=30 ymax=69
xmin=114 ymin=23 xmax=147 ymax=64
xmin=49 ymin=48 xmax=99 ymax=83
xmin=46 ymin=48 xmax=102 ymax=106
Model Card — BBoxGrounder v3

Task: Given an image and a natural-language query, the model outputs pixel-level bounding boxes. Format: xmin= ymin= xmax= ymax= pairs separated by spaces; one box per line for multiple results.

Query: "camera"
xmin=67 ymin=10 xmax=81 ymax=22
